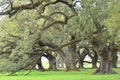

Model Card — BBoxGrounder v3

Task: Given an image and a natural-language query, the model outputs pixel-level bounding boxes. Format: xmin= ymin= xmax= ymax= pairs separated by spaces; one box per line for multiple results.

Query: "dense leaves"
xmin=0 ymin=0 xmax=119 ymax=74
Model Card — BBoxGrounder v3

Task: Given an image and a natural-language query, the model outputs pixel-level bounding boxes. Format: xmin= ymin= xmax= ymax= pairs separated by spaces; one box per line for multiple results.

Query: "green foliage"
xmin=0 ymin=11 xmax=41 ymax=72
xmin=104 ymin=1 xmax=120 ymax=49
xmin=0 ymin=56 xmax=31 ymax=73
xmin=0 ymin=0 xmax=119 ymax=73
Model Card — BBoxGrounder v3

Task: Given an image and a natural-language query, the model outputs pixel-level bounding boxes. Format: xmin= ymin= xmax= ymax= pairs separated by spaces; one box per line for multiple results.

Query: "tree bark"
xmin=92 ymin=57 xmax=98 ymax=68
xmin=64 ymin=46 xmax=77 ymax=71
xmin=112 ymin=53 xmax=118 ymax=68
xmin=91 ymin=49 xmax=98 ymax=68
xmin=111 ymin=43 xmax=118 ymax=68
xmin=94 ymin=46 xmax=117 ymax=74
xmin=64 ymin=35 xmax=78 ymax=71
xmin=56 ymin=54 xmax=65 ymax=68
xmin=64 ymin=56 xmax=77 ymax=71
xmin=79 ymin=60 xmax=84 ymax=68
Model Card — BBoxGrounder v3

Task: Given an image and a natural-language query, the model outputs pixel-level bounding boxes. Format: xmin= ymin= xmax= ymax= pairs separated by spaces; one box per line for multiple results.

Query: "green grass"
xmin=0 ymin=68 xmax=120 ymax=80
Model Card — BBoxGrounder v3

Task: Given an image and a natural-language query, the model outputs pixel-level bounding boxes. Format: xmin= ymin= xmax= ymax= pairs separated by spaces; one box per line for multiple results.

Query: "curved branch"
xmin=0 ymin=0 xmax=75 ymax=17
xmin=0 ymin=0 xmax=43 ymax=17
xmin=40 ymin=11 xmax=75 ymax=30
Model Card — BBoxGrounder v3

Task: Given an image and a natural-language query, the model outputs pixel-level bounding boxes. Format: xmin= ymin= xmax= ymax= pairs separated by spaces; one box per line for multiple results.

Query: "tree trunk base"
xmin=65 ymin=69 xmax=79 ymax=72
xmin=94 ymin=68 xmax=117 ymax=74
xmin=48 ymin=67 xmax=58 ymax=71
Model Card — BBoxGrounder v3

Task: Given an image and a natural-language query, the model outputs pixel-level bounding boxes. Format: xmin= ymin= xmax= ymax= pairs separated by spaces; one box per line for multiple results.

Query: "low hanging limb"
xmin=25 ymin=49 xmax=48 ymax=75
xmin=33 ymin=37 xmax=85 ymax=60
xmin=12 ymin=36 xmax=85 ymax=75
xmin=25 ymin=56 xmax=41 ymax=75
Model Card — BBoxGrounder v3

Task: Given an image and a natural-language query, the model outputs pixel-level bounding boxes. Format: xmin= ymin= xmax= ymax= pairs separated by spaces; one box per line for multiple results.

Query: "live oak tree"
xmin=71 ymin=0 xmax=119 ymax=74
xmin=105 ymin=0 xmax=120 ymax=68
xmin=0 ymin=0 xmax=119 ymax=74
xmin=105 ymin=0 xmax=120 ymax=49
xmin=0 ymin=18 xmax=31 ymax=73
xmin=0 ymin=0 xmax=78 ymax=73
xmin=65 ymin=0 xmax=117 ymax=74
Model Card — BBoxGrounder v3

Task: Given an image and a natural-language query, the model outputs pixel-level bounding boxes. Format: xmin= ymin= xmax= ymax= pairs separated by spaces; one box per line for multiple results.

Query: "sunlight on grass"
xmin=0 ymin=68 xmax=120 ymax=80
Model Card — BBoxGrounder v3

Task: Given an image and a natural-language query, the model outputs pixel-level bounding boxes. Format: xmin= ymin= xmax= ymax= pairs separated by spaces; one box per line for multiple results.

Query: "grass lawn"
xmin=0 ymin=68 xmax=120 ymax=80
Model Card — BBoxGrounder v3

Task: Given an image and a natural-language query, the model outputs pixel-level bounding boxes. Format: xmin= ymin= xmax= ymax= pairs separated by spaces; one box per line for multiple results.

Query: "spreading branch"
xmin=0 ymin=0 xmax=75 ymax=17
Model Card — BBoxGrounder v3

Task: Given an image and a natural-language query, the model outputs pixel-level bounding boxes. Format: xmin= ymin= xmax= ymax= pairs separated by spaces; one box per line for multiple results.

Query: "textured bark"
xmin=112 ymin=53 xmax=118 ymax=68
xmin=94 ymin=46 xmax=117 ymax=74
xmin=64 ymin=46 xmax=77 ymax=71
xmin=92 ymin=57 xmax=98 ymax=68
xmin=111 ymin=43 xmax=118 ymax=68
xmin=79 ymin=60 xmax=84 ymax=68
xmin=64 ymin=35 xmax=77 ymax=71
xmin=56 ymin=55 xmax=65 ymax=68
xmin=91 ymin=49 xmax=98 ymax=68
xmin=64 ymin=56 xmax=77 ymax=71
xmin=94 ymin=55 xmax=116 ymax=74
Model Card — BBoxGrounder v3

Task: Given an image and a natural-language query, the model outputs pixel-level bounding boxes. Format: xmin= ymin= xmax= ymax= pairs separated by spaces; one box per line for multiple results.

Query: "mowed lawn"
xmin=0 ymin=68 xmax=120 ymax=80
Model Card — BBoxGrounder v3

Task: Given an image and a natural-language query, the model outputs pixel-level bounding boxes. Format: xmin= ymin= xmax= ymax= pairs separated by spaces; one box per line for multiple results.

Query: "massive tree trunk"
xmin=64 ymin=35 xmax=78 ymax=71
xmin=94 ymin=46 xmax=117 ymax=74
xmin=92 ymin=57 xmax=98 ymax=68
xmin=64 ymin=47 xmax=77 ymax=71
xmin=91 ymin=49 xmax=98 ymax=68
xmin=95 ymin=55 xmax=116 ymax=74
xmin=79 ymin=60 xmax=84 ymax=68
xmin=56 ymin=54 xmax=65 ymax=68
xmin=111 ymin=43 xmax=118 ymax=68
xmin=64 ymin=58 xmax=77 ymax=71
xmin=112 ymin=53 xmax=118 ymax=68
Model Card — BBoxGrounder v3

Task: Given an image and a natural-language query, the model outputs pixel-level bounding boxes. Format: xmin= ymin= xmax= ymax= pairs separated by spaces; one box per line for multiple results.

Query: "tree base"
xmin=93 ymin=68 xmax=117 ymax=74
xmin=65 ymin=69 xmax=79 ymax=72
